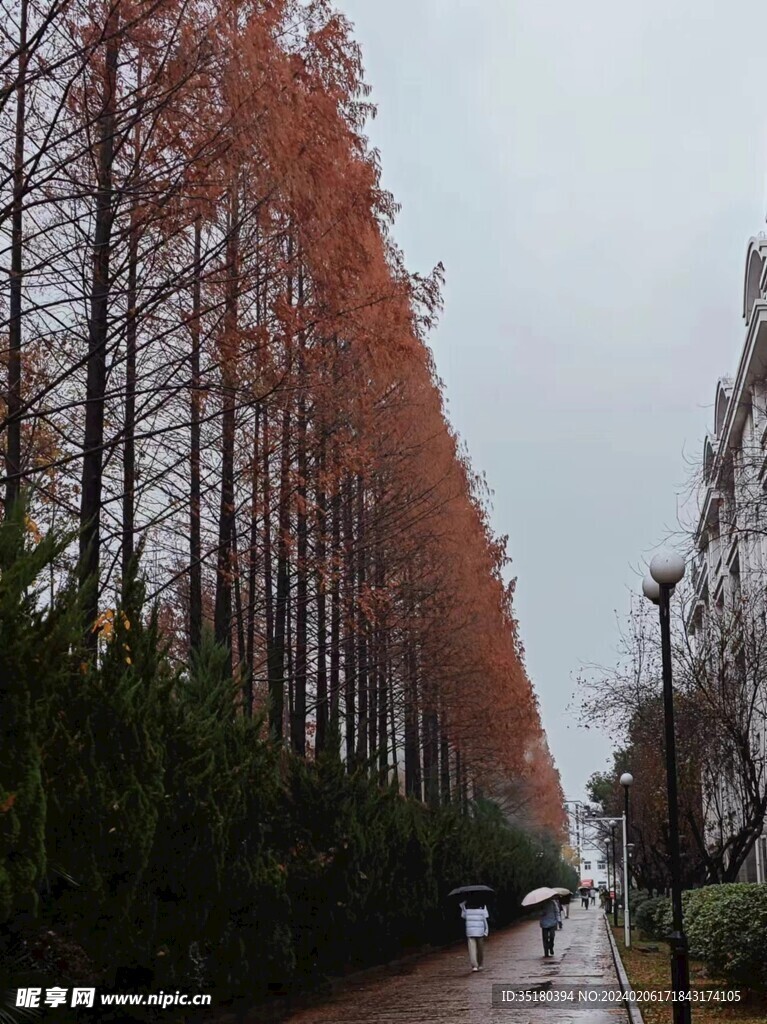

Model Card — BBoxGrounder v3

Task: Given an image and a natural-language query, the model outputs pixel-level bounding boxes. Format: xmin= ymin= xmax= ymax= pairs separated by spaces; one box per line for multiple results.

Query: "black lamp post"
xmin=620 ymin=772 xmax=634 ymax=946
xmin=643 ymin=552 xmax=692 ymax=1024
xmin=611 ymin=825 xmax=618 ymax=928
xmin=621 ymin=773 xmax=632 ymax=834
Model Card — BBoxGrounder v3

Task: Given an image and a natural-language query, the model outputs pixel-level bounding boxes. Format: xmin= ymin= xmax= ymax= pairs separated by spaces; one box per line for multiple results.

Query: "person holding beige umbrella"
xmin=521 ymin=887 xmax=561 ymax=958
xmin=552 ymin=886 xmax=572 ymax=923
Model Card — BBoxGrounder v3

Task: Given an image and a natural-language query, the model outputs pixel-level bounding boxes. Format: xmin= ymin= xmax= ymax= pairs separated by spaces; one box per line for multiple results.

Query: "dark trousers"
xmin=541 ymin=926 xmax=556 ymax=955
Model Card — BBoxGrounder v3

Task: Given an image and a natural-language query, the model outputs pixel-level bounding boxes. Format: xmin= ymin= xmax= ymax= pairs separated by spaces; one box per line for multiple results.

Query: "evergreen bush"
xmin=684 ymin=883 xmax=767 ymax=991
xmin=0 ymin=507 xmax=80 ymax=926
xmin=634 ymin=895 xmax=670 ymax=939
xmin=0 ymin=517 xmax=579 ymax=1006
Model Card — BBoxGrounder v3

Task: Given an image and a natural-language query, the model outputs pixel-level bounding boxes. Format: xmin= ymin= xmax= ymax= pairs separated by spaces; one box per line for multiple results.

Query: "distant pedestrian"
xmin=590 ymin=888 xmax=597 ymax=906
xmin=580 ymin=890 xmax=589 ymax=909
xmin=539 ymin=898 xmax=559 ymax=957
xmin=460 ymin=899 xmax=489 ymax=972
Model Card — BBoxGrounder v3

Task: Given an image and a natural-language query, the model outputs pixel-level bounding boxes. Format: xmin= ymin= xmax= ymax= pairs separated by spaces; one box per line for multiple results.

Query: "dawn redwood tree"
xmin=0 ymin=0 xmax=568 ymax=840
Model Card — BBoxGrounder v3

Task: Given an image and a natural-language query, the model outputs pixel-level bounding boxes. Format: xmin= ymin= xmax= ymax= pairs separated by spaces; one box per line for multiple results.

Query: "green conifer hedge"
xmin=0 ymin=515 xmax=577 ymax=1006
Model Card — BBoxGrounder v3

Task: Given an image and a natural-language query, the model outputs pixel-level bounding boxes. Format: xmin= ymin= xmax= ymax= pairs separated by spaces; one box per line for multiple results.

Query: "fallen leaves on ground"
xmin=613 ymin=927 xmax=767 ymax=1024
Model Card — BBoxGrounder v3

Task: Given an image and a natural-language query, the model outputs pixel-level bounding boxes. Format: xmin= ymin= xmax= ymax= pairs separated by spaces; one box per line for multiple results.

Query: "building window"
xmin=583 ymin=861 xmax=591 ymax=871
xmin=597 ymin=860 xmax=606 ymax=870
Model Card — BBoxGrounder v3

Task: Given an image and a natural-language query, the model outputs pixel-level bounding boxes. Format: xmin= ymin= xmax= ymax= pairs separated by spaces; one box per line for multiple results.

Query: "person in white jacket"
xmin=459 ymin=899 xmax=489 ymax=971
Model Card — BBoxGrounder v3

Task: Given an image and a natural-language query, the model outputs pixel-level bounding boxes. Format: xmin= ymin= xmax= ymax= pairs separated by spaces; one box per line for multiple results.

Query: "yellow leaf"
xmin=92 ymin=609 xmax=115 ymax=636
xmin=24 ymin=515 xmax=42 ymax=543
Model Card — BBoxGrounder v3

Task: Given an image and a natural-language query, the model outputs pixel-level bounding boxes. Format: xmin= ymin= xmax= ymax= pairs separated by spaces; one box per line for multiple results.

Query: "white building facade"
xmin=688 ymin=234 xmax=767 ymax=884
xmin=566 ymin=804 xmax=612 ymax=891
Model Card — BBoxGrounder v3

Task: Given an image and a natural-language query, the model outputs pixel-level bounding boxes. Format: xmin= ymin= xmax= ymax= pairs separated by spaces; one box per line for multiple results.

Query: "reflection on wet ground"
xmin=283 ymin=906 xmax=627 ymax=1023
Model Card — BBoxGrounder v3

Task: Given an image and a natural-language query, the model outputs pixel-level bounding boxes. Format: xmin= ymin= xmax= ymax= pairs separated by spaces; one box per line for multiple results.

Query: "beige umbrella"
xmin=552 ymin=887 xmax=572 ymax=897
xmin=521 ymin=886 xmax=558 ymax=907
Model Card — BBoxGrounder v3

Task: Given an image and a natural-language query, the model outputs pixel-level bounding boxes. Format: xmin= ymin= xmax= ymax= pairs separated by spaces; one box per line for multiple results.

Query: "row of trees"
xmin=0 ymin=0 xmax=564 ymax=824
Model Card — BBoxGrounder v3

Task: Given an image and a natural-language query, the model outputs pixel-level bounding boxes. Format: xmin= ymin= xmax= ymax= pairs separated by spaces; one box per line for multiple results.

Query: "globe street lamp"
xmin=620 ymin=772 xmax=633 ymax=948
xmin=643 ymin=550 xmax=691 ymax=1024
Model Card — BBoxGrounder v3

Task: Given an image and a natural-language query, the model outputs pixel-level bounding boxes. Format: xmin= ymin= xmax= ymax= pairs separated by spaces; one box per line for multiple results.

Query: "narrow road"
xmin=284 ymin=906 xmax=627 ymax=1023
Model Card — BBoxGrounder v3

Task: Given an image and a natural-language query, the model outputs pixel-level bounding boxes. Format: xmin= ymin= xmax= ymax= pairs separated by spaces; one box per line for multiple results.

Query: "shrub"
xmin=633 ymin=883 xmax=767 ymax=992
xmin=629 ymin=889 xmax=652 ymax=914
xmin=685 ymin=883 xmax=767 ymax=991
xmin=634 ymin=896 xmax=670 ymax=939
xmin=0 ymin=508 xmax=80 ymax=926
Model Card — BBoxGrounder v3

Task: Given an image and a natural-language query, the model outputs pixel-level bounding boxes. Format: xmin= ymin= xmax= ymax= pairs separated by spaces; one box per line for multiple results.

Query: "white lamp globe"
xmin=620 ymin=772 xmax=634 ymax=788
xmin=649 ymin=551 xmax=685 ymax=586
xmin=642 ymin=575 xmax=660 ymax=603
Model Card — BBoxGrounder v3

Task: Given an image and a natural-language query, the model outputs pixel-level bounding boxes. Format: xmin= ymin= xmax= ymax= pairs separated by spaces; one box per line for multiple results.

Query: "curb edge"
xmin=603 ymin=914 xmax=645 ymax=1024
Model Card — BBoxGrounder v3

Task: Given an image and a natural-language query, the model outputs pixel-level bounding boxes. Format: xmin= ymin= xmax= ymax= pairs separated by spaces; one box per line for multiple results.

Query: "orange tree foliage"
xmin=0 ymin=0 xmax=564 ymax=837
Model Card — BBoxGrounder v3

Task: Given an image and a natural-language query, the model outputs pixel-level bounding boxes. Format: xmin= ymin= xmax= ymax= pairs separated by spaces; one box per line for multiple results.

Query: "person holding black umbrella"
xmin=448 ymin=885 xmax=494 ymax=973
xmin=459 ymin=898 xmax=489 ymax=972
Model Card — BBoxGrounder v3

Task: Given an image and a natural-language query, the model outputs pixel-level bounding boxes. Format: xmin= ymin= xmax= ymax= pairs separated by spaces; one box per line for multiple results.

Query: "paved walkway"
xmin=284 ymin=906 xmax=627 ymax=1023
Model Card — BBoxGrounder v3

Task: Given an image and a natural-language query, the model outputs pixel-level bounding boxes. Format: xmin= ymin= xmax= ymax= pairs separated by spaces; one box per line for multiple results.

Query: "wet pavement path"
xmin=284 ymin=906 xmax=627 ymax=1023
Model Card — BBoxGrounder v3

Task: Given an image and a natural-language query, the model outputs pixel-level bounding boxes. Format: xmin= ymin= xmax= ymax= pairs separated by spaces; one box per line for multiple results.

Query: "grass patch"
xmin=612 ymin=927 xmax=767 ymax=1024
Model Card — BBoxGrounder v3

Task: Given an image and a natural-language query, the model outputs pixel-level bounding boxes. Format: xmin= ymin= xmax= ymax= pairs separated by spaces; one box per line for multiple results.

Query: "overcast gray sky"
xmin=341 ymin=0 xmax=767 ymax=802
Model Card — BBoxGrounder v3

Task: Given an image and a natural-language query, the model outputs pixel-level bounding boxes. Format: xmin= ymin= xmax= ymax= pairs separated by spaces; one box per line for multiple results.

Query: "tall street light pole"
xmin=620 ymin=772 xmax=634 ymax=948
xmin=587 ymin=816 xmax=627 ymax=930
xmin=611 ymin=825 xmax=618 ymax=928
xmin=643 ymin=551 xmax=692 ymax=1024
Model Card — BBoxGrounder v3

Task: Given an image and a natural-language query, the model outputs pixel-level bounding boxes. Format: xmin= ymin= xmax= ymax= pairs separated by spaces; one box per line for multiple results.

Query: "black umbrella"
xmin=447 ymin=885 xmax=495 ymax=897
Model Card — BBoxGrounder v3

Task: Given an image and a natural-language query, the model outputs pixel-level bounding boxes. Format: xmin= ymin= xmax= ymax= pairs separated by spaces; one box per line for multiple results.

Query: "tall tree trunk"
xmin=423 ymin=709 xmax=439 ymax=807
xmin=263 ymin=408 xmax=277 ymax=734
xmin=79 ymin=6 xmax=121 ymax=640
xmin=315 ymin=436 xmax=328 ymax=754
xmin=5 ymin=0 xmax=28 ymax=515
xmin=189 ymin=216 xmax=203 ymax=653
xmin=458 ymin=749 xmax=469 ymax=813
xmin=404 ymin=634 xmax=421 ymax=799
xmin=440 ymin=723 xmax=451 ymax=805
xmin=388 ymin=661 xmax=398 ymax=791
xmin=355 ymin=475 xmax=368 ymax=767
xmin=286 ymin=561 xmax=294 ymax=730
xmin=375 ymin=530 xmax=387 ymax=783
xmin=214 ymin=184 xmax=240 ymax=676
xmin=245 ymin=403 xmax=260 ymax=710
xmin=121 ymin=217 xmax=138 ymax=587
xmin=270 ymin=404 xmax=291 ymax=740
xmin=329 ymin=465 xmax=341 ymax=749
xmin=343 ymin=473 xmax=356 ymax=768
xmin=121 ymin=65 xmax=142 ymax=587
xmin=292 ymin=283 xmax=307 ymax=755
xmin=232 ymin=517 xmax=246 ymax=702
xmin=246 ymin=216 xmax=263 ymax=684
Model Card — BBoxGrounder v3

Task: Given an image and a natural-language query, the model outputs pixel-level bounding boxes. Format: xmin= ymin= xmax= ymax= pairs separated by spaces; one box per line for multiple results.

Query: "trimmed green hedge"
xmin=634 ymin=883 xmax=767 ymax=992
